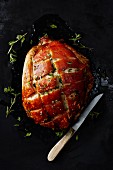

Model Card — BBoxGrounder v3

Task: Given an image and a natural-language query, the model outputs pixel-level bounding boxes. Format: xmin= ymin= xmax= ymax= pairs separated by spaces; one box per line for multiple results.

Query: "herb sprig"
xmin=69 ymin=33 xmax=93 ymax=50
xmin=69 ymin=33 xmax=81 ymax=43
xmin=4 ymin=86 xmax=20 ymax=117
xmin=7 ymin=33 xmax=27 ymax=63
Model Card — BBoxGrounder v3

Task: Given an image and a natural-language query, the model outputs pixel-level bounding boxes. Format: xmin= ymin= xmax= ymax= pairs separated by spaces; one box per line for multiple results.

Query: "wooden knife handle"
xmin=47 ymin=128 xmax=75 ymax=161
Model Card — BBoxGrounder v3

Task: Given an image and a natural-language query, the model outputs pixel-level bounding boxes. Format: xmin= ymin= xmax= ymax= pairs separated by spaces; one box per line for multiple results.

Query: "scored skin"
xmin=22 ymin=36 xmax=94 ymax=130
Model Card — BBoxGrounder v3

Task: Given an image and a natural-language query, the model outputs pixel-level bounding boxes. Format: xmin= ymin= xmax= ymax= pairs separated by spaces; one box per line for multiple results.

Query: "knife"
xmin=47 ymin=93 xmax=103 ymax=161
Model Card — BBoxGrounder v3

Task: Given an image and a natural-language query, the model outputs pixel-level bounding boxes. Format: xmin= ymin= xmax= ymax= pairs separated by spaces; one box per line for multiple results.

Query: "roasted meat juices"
xmin=22 ymin=36 xmax=94 ymax=129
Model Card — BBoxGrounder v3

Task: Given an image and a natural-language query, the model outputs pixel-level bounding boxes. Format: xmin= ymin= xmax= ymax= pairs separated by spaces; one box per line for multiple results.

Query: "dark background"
xmin=0 ymin=0 xmax=113 ymax=169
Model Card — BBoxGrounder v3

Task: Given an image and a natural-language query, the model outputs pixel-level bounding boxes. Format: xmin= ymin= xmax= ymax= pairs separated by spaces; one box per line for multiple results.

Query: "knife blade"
xmin=47 ymin=93 xmax=103 ymax=161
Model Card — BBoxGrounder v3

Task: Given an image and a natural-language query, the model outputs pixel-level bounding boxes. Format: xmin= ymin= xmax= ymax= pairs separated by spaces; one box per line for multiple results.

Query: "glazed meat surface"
xmin=22 ymin=36 xmax=94 ymax=129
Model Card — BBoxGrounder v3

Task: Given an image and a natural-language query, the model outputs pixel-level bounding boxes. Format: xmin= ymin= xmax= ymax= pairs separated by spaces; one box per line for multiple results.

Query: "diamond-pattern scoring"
xmin=22 ymin=36 xmax=94 ymax=129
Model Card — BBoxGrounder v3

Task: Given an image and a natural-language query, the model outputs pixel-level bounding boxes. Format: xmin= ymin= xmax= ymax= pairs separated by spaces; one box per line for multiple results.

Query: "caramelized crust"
xmin=22 ymin=36 xmax=94 ymax=129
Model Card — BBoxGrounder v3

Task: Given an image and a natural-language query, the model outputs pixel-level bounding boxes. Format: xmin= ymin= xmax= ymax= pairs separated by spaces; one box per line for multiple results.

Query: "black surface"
xmin=0 ymin=0 xmax=113 ymax=170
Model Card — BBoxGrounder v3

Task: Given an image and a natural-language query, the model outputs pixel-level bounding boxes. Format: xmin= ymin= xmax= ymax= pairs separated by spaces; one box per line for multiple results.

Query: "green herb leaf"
xmin=9 ymin=53 xmax=17 ymax=63
xmin=50 ymin=24 xmax=57 ymax=28
xmin=8 ymin=41 xmax=16 ymax=46
xmin=25 ymin=132 xmax=32 ymax=137
xmin=30 ymin=39 xmax=33 ymax=45
xmin=6 ymin=106 xmax=9 ymax=117
xmin=12 ymin=48 xmax=16 ymax=53
xmin=4 ymin=86 xmax=14 ymax=94
xmin=16 ymin=34 xmax=23 ymax=40
xmin=10 ymin=57 xmax=16 ymax=63
xmin=49 ymin=73 xmax=53 ymax=76
xmin=75 ymin=135 xmax=79 ymax=141
xmin=47 ymin=53 xmax=51 ymax=57
xmin=27 ymin=81 xmax=31 ymax=85
xmin=21 ymin=37 xmax=25 ymax=46
xmin=55 ymin=131 xmax=64 ymax=137
xmin=14 ymin=124 xmax=19 ymax=127
xmin=17 ymin=116 xmax=21 ymax=121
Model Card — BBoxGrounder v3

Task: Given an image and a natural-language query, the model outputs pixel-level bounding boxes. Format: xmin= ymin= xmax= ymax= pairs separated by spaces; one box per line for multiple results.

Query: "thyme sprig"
xmin=69 ymin=33 xmax=81 ymax=43
xmin=5 ymin=94 xmax=19 ymax=117
xmin=4 ymin=86 xmax=20 ymax=117
xmin=69 ymin=33 xmax=93 ymax=50
xmin=7 ymin=33 xmax=27 ymax=63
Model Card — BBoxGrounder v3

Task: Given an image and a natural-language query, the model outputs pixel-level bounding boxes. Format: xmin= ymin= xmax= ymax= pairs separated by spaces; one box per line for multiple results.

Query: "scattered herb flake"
xmin=44 ymin=91 xmax=48 ymax=95
xmin=49 ymin=73 xmax=53 ymax=76
xmin=67 ymin=62 xmax=72 ymax=64
xmin=14 ymin=124 xmax=19 ymax=127
xmin=50 ymin=24 xmax=57 ymax=28
xmin=9 ymin=53 xmax=17 ymax=63
xmin=21 ymin=36 xmax=25 ymax=46
xmin=17 ymin=117 xmax=21 ymax=121
xmin=4 ymin=86 xmax=14 ymax=94
xmin=75 ymin=135 xmax=79 ymax=141
xmin=30 ymin=39 xmax=33 ymax=45
xmin=47 ymin=53 xmax=51 ymax=57
xmin=8 ymin=41 xmax=17 ymax=46
xmin=28 ymin=81 xmax=31 ymax=85
xmin=55 ymin=131 xmax=64 ymax=137
xmin=25 ymin=132 xmax=32 ymax=137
